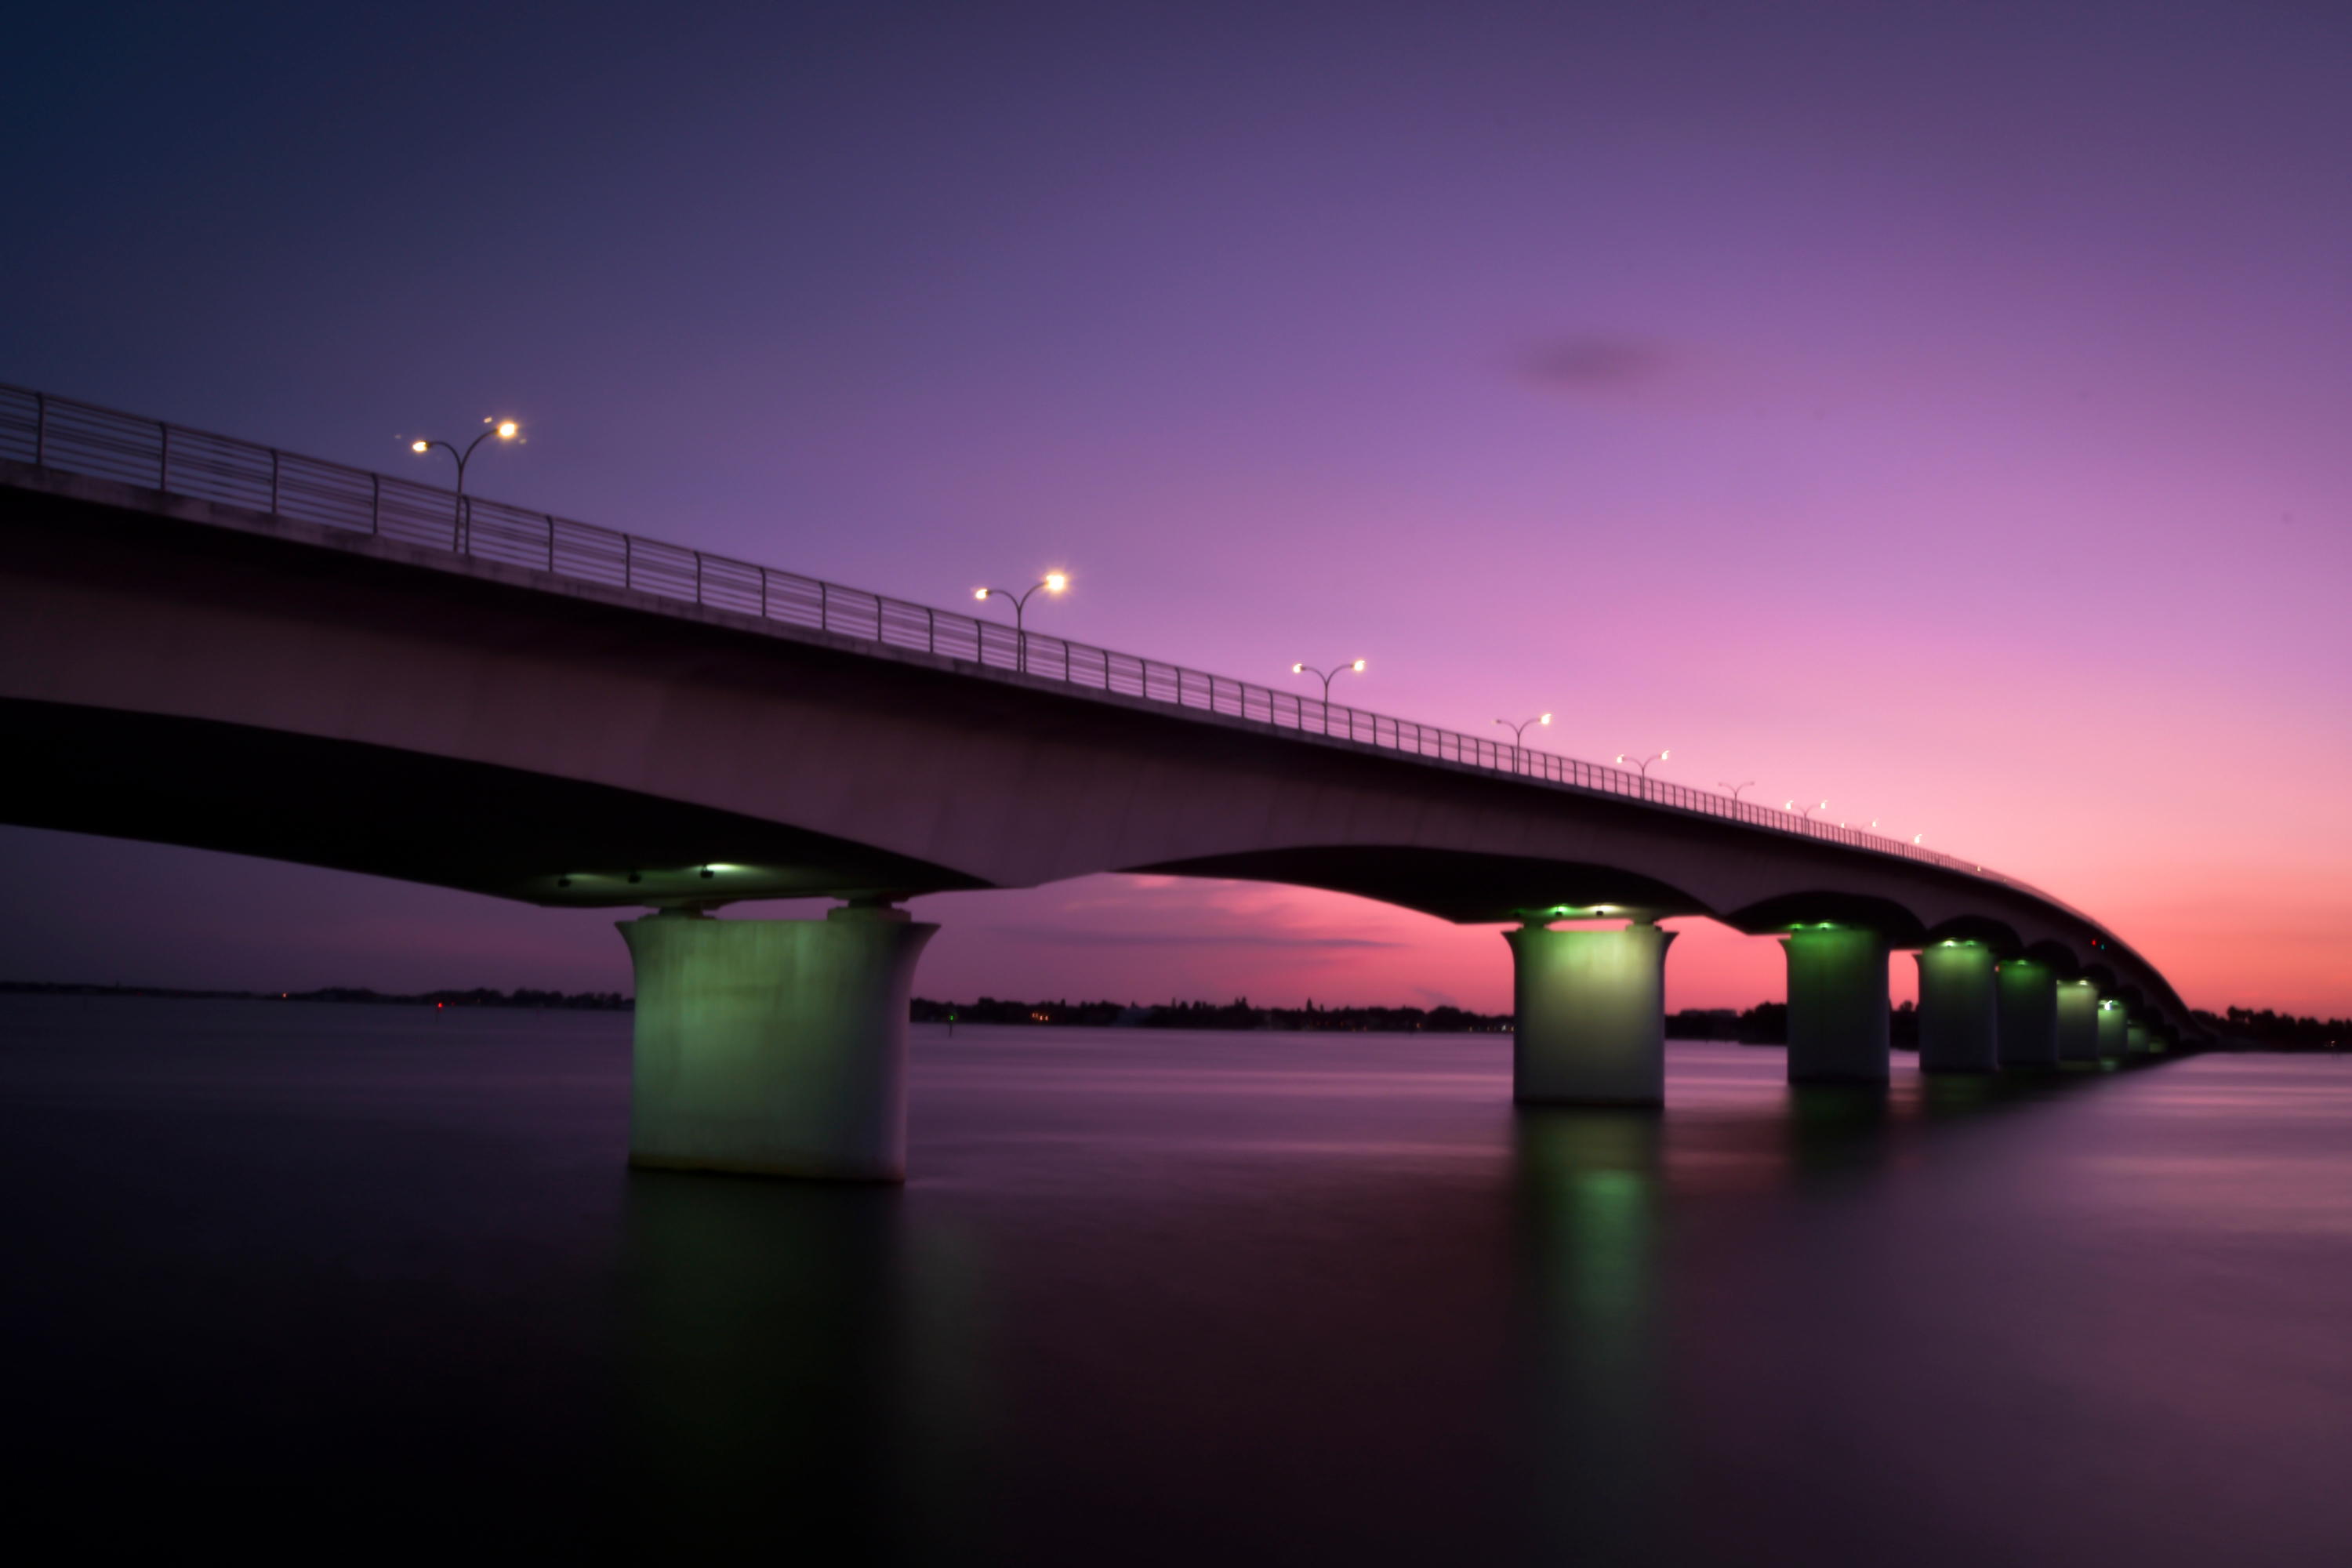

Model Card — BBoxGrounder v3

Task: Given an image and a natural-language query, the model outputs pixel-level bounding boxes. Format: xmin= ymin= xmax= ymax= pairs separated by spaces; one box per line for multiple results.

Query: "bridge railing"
xmin=0 ymin=382 xmax=2067 ymax=911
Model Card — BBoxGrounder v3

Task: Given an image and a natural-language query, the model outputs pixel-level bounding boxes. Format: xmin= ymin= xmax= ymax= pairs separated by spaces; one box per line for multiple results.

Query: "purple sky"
xmin=5 ymin=2 xmax=2347 ymax=1014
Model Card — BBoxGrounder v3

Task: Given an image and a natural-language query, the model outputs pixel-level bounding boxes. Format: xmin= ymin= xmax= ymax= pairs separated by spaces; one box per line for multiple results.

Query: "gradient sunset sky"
xmin=5 ymin=1 xmax=2347 ymax=1015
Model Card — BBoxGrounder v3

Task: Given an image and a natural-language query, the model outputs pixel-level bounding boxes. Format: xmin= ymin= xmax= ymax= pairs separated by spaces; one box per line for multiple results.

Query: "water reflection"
xmin=1514 ymin=1109 xmax=1664 ymax=1559
xmin=20 ymin=1004 xmax=2348 ymax=1566
xmin=621 ymin=1171 xmax=988 ymax=1557
xmin=1784 ymin=1082 xmax=1896 ymax=1174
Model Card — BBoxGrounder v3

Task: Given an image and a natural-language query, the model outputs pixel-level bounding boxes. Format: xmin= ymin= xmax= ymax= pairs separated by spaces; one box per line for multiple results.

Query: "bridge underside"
xmin=1138 ymin=846 xmax=1954 ymax=943
xmin=6 ymin=694 xmax=2103 ymax=967
xmin=0 ymin=697 xmax=988 ymax=907
xmin=9 ymin=695 xmax=1993 ymax=946
xmin=1131 ymin=844 xmax=1711 ymax=925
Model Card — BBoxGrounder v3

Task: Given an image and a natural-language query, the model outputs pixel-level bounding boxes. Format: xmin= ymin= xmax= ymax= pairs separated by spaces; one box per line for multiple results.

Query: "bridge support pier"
xmin=1996 ymin=960 xmax=2060 ymax=1070
xmin=1781 ymin=925 xmax=1889 ymax=1085
xmin=2056 ymin=978 xmax=2100 ymax=1065
xmin=1915 ymin=942 xmax=1997 ymax=1073
xmin=2096 ymin=1000 xmax=2129 ymax=1062
xmin=619 ymin=903 xmax=937 ymax=1181
xmin=1506 ymin=920 xmax=1676 ymax=1106
xmin=2126 ymin=1022 xmax=2152 ymax=1057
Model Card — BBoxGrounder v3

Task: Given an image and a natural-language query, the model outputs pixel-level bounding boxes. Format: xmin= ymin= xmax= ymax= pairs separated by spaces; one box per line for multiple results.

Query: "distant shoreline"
xmin=5 ymin=982 xmax=2334 ymax=1049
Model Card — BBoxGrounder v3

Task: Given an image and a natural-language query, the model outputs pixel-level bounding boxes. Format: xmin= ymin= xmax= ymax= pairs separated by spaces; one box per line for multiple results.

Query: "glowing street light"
xmin=409 ymin=416 xmax=520 ymax=491
xmin=974 ymin=573 xmax=1067 ymax=673
xmin=1290 ymin=659 xmax=1365 ymax=737
xmin=1785 ymin=798 xmax=1828 ymax=822
xmin=1495 ymin=713 xmax=1552 ymax=773
xmin=408 ymin=416 xmax=521 ymax=550
xmin=1616 ymin=749 xmax=1669 ymax=778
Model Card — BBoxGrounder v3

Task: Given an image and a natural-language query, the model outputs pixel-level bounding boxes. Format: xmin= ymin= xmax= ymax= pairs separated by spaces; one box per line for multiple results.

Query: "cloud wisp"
xmin=1518 ymin=335 xmax=1670 ymax=394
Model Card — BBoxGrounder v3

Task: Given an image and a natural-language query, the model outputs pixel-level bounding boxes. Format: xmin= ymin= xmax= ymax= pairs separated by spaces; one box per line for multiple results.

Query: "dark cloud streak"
xmin=1519 ymin=336 xmax=1669 ymax=394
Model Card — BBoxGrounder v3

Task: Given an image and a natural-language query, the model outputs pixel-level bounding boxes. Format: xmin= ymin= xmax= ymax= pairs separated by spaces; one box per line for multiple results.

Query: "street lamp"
xmin=1292 ymin=659 xmax=1367 ymax=703
xmin=974 ymin=573 xmax=1067 ymax=673
xmin=1496 ymin=713 xmax=1552 ymax=773
xmin=1719 ymin=779 xmax=1756 ymax=802
xmin=1615 ymin=750 xmax=1668 ymax=778
xmin=1784 ymin=798 xmax=1828 ymax=822
xmin=1298 ymin=662 xmax=1374 ymax=738
xmin=408 ymin=416 xmax=520 ymax=550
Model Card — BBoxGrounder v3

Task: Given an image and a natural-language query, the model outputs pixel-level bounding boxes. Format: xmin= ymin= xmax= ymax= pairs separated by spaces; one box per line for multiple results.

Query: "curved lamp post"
xmin=409 ymin=416 xmax=519 ymax=550
xmin=974 ymin=573 xmax=1066 ymax=673
xmin=1616 ymin=750 xmax=1669 ymax=797
xmin=1291 ymin=659 xmax=1365 ymax=736
xmin=1785 ymin=798 xmax=1828 ymax=822
xmin=1496 ymin=713 xmax=1552 ymax=773
xmin=1719 ymin=779 xmax=1755 ymax=802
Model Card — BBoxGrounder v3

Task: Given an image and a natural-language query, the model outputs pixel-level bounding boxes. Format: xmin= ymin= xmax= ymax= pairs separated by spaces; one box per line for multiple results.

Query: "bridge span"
xmin=0 ymin=386 xmax=2202 ymax=1178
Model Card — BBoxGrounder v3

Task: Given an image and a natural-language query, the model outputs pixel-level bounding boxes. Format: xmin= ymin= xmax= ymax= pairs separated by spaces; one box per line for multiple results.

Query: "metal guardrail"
xmin=0 ymin=381 xmax=2074 ymax=913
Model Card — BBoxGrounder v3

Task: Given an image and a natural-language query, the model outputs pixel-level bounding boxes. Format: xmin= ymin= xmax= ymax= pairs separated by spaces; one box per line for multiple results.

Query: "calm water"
xmin=4 ymin=996 xmax=2350 ymax=1563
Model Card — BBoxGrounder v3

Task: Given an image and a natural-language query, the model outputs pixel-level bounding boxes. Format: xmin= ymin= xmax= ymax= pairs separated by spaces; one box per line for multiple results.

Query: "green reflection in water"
xmin=1785 ymin=1081 xmax=1896 ymax=1174
xmin=1514 ymin=1109 xmax=1664 ymax=1558
xmin=1919 ymin=1070 xmax=2003 ymax=1116
xmin=619 ymin=1171 xmax=990 ymax=1557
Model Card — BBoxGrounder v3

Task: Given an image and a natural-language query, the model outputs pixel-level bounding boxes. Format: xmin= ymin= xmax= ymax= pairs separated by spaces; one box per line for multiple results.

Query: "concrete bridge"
xmin=0 ymin=386 xmax=2202 ymax=1179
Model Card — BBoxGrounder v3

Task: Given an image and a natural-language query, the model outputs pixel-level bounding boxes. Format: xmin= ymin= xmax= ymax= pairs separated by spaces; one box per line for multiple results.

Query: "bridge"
xmin=0 ymin=385 xmax=2203 ymax=1179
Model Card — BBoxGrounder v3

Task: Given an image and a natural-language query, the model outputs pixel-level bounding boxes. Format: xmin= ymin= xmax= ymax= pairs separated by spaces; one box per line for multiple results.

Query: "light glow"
xmin=1044 ymin=572 xmax=1067 ymax=592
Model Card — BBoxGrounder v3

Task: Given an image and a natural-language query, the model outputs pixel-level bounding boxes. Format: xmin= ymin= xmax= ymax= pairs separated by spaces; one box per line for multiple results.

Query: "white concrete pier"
xmin=1916 ymin=941 xmax=1998 ymax=1073
xmin=1783 ymin=925 xmax=1891 ymax=1085
xmin=1997 ymin=960 xmax=2060 ymax=1070
xmin=2056 ymin=978 xmax=2100 ymax=1065
xmin=1506 ymin=921 xmax=1677 ymax=1106
xmin=622 ymin=904 xmax=937 ymax=1181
